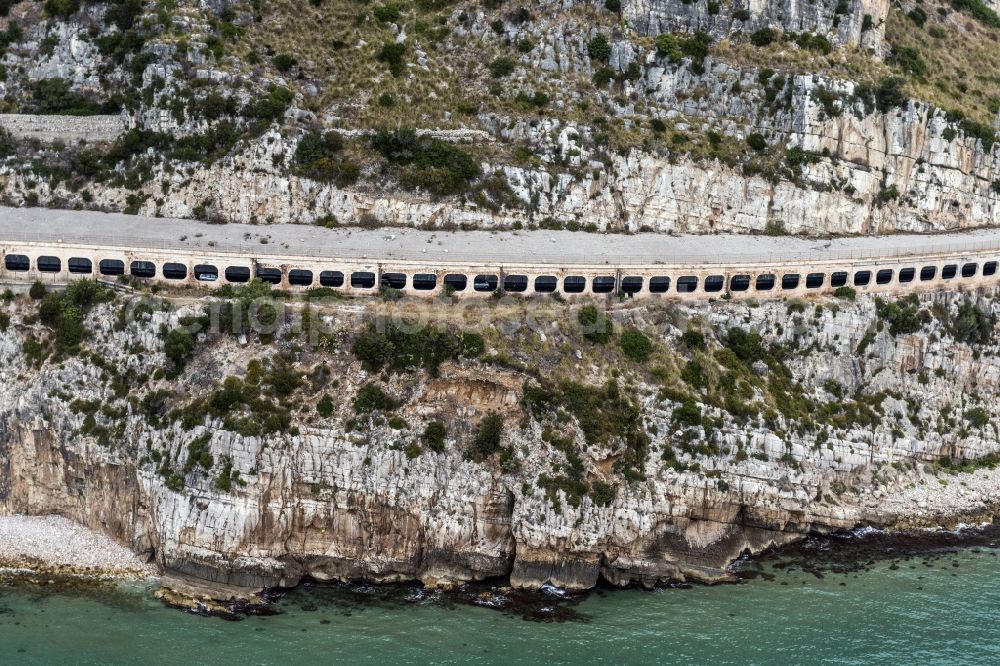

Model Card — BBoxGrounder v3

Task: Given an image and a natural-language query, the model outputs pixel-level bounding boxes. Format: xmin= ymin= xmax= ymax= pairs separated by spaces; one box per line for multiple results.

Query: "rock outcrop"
xmin=621 ymin=0 xmax=889 ymax=50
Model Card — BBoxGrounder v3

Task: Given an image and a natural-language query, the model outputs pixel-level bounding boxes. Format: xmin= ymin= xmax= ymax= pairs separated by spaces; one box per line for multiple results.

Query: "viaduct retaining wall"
xmin=0 ymin=115 xmax=126 ymax=143
xmin=3 ymin=238 xmax=1000 ymax=301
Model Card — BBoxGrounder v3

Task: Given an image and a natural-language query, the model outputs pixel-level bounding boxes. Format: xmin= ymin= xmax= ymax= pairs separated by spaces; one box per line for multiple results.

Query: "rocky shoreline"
xmin=3 ymin=496 xmax=1000 ymax=620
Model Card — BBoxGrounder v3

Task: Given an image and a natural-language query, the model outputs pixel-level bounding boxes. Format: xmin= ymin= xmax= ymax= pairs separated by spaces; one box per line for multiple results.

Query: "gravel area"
xmin=0 ymin=515 xmax=156 ymax=578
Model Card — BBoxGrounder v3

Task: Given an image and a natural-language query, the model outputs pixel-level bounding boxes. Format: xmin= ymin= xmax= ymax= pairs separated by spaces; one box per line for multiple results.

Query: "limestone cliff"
xmin=2 ymin=285 xmax=1000 ymax=594
xmin=0 ymin=0 xmax=997 ymax=234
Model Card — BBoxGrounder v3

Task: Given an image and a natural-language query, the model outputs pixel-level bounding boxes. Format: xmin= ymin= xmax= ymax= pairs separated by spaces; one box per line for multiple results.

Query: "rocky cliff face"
xmin=2 ymin=286 xmax=1000 ymax=595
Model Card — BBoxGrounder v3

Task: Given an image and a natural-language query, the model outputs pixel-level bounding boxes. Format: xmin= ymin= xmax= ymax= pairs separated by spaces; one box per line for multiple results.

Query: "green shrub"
xmin=681 ymin=329 xmax=706 ymax=350
xmin=764 ymin=220 xmax=786 ymax=236
xmin=587 ymin=34 xmax=611 ymax=62
xmin=353 ymin=383 xmax=398 ymax=413
xmin=183 ymin=433 xmax=214 ymax=473
xmin=892 ymin=47 xmax=926 ymax=77
xmin=373 ymin=3 xmax=401 ymax=22
xmin=272 ymin=53 xmax=296 ymax=71
xmin=488 ymin=56 xmax=515 ymax=78
xmin=855 ymin=76 xmax=909 ymax=114
xmin=724 ymin=327 xmax=767 ymax=364
xmin=578 ymin=305 xmax=613 ymax=343
xmin=44 ymin=0 xmax=79 ymax=20
xmin=795 ymin=32 xmax=832 ymax=54
xmin=460 ymin=331 xmax=485 ymax=357
xmin=590 ymin=480 xmax=616 ymax=506
xmin=246 ymin=84 xmax=294 ymax=120
xmin=750 ymin=27 xmax=775 ymax=47
xmin=656 ymin=31 xmax=711 ymax=65
xmin=292 ymin=131 xmax=359 ymax=186
xmin=620 ymin=328 xmax=653 ymax=362
xmin=377 ymin=42 xmax=407 ymax=76
xmin=352 ymin=322 xmax=476 ymax=375
xmin=674 ymin=400 xmax=701 ymax=426
xmin=371 ymin=128 xmax=479 ymax=195
xmin=215 ymin=458 xmax=245 ymax=492
xmin=949 ymin=300 xmax=994 ymax=345
xmin=965 ymin=407 xmax=989 ymax=428
xmin=140 ymin=389 xmax=171 ymax=426
xmin=907 ymin=6 xmax=928 ymax=26
xmin=164 ymin=327 xmax=198 ymax=374
xmin=470 ymin=412 xmax=503 ymax=460
xmin=34 ymin=280 xmax=111 ymax=355
xmin=423 ymin=420 xmax=447 ymax=452
xmin=682 ymin=359 xmax=707 ymax=388
xmin=950 ymin=0 xmax=1000 ymax=28
xmin=746 ymin=133 xmax=767 ymax=151
xmin=29 ymin=281 xmax=46 ymax=300
xmin=834 ymin=286 xmax=856 ymax=300
xmin=316 ymin=394 xmax=334 ymax=417
xmin=875 ymin=295 xmax=926 ymax=336
xmin=592 ymin=66 xmax=616 ymax=86
xmin=31 ymin=77 xmax=114 ymax=115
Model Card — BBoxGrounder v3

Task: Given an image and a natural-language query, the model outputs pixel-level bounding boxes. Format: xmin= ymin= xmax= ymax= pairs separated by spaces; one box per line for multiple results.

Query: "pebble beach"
xmin=0 ymin=515 xmax=156 ymax=579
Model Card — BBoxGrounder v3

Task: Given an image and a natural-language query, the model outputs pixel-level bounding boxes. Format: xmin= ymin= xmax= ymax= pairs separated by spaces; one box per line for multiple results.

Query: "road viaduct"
xmin=3 ymin=206 xmax=1000 ymax=300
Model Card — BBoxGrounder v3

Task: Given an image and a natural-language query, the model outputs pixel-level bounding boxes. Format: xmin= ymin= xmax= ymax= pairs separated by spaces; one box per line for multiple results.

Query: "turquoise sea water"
xmin=2 ymin=539 xmax=999 ymax=665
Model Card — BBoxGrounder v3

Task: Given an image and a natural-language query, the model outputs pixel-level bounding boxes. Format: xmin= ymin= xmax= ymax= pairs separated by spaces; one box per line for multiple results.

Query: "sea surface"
xmin=2 ymin=530 xmax=1000 ymax=665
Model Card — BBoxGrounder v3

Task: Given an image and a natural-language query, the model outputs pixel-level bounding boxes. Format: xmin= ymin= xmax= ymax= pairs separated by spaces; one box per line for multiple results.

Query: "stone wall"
xmin=0 ymin=114 xmax=125 ymax=143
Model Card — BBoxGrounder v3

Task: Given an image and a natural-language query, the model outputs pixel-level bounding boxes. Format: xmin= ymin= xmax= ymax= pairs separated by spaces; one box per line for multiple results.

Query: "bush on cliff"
xmin=488 ymin=56 xmax=515 ymax=78
xmin=470 ymin=412 xmax=503 ymax=460
xmin=834 ymin=286 xmax=856 ymax=300
xmin=43 ymin=0 xmax=79 ymax=20
xmin=949 ymin=300 xmax=994 ymax=345
xmin=588 ymin=34 xmax=611 ymax=61
xmin=183 ymin=433 xmax=214 ymax=473
xmin=30 ymin=77 xmax=117 ymax=115
xmin=371 ymin=128 xmax=479 ymax=196
xmin=316 ymin=394 xmax=335 ymax=417
xmin=423 ymin=420 xmax=447 ymax=452
xmin=620 ymin=328 xmax=653 ymax=362
xmin=875 ymin=295 xmax=927 ymax=336
xmin=377 ymin=42 xmax=406 ymax=76
xmin=35 ymin=280 xmax=112 ymax=356
xmin=353 ymin=383 xmax=398 ymax=413
xmin=352 ymin=322 xmax=480 ymax=375
xmin=578 ymin=305 xmax=613 ymax=344
xmin=292 ymin=131 xmax=359 ymax=186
